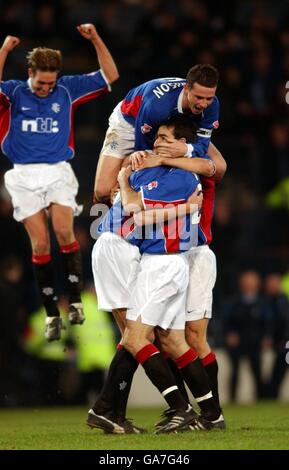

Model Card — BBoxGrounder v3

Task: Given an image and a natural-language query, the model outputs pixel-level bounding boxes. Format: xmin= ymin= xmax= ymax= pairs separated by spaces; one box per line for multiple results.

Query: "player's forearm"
xmin=119 ymin=179 xmax=143 ymax=214
xmin=161 ymin=156 xmax=215 ymax=177
xmin=0 ymin=47 xmax=9 ymax=82
xmin=134 ymin=203 xmax=197 ymax=226
xmin=207 ymin=143 xmax=227 ymax=182
xmin=91 ymin=36 xmax=119 ymax=84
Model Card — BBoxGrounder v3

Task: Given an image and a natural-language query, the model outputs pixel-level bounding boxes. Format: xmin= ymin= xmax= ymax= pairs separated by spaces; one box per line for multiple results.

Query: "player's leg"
xmin=185 ymin=246 xmax=223 ymax=413
xmin=50 ymin=203 xmax=84 ymax=326
xmin=87 ymin=233 xmax=143 ymax=433
xmin=157 ymin=323 xmax=221 ymax=432
xmin=94 ymin=154 xmax=123 ymax=202
xmin=24 ymin=210 xmax=62 ymax=341
xmin=186 ymin=318 xmax=221 ymax=409
xmin=123 ymin=254 xmax=197 ymax=433
xmin=94 ymin=102 xmax=134 ymax=201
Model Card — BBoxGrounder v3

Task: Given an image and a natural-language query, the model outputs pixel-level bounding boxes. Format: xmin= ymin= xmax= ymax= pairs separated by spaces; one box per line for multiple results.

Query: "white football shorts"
xmin=126 ymin=253 xmax=189 ymax=330
xmin=92 ymin=232 xmax=141 ymax=311
xmin=185 ymin=245 xmax=217 ymax=321
xmin=4 ymin=161 xmax=82 ymax=222
xmin=100 ymin=101 xmax=135 ymax=159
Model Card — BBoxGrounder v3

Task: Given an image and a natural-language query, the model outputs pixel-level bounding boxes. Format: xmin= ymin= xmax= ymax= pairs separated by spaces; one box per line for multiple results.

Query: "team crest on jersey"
xmin=141 ymin=123 xmax=152 ymax=134
xmin=51 ymin=102 xmax=60 ymax=113
xmin=213 ymin=120 xmax=219 ymax=129
xmin=145 ymin=181 xmax=158 ymax=190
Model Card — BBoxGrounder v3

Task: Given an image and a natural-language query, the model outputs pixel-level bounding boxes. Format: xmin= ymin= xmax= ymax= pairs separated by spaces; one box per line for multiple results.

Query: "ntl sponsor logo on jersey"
xmin=21 ymin=118 xmax=59 ymax=133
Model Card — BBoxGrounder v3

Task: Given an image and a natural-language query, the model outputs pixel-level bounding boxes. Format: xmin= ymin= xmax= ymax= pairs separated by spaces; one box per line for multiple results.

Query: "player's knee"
xmin=94 ymin=183 xmax=111 ymax=202
xmin=54 ymin=226 xmax=73 ymax=245
xmin=186 ymin=328 xmax=206 ymax=352
xmin=33 ymin=239 xmax=50 ymax=255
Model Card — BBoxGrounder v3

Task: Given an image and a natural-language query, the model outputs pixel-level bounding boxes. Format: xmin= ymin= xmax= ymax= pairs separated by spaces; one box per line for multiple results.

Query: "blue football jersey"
xmin=120 ymin=77 xmax=219 ymax=157
xmin=0 ymin=70 xmax=110 ymax=164
xmin=98 ymin=166 xmax=200 ymax=254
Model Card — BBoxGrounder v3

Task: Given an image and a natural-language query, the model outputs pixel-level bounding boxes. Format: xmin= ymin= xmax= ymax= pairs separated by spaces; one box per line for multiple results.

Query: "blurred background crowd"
xmin=0 ymin=0 xmax=289 ymax=407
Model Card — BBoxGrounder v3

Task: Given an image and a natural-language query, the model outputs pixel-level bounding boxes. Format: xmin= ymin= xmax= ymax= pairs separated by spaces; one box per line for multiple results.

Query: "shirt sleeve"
xmin=192 ymin=97 xmax=220 ymax=157
xmin=58 ymin=69 xmax=110 ymax=104
xmin=0 ymin=80 xmax=22 ymax=101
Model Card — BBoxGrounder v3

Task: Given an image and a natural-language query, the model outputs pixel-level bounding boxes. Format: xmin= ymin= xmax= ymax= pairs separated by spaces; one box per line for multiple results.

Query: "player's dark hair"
xmin=160 ymin=115 xmax=198 ymax=143
xmin=27 ymin=47 xmax=62 ymax=73
xmin=187 ymin=64 xmax=219 ymax=89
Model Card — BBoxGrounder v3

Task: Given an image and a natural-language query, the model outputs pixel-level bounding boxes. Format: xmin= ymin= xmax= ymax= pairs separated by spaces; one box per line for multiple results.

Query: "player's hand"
xmin=187 ymin=185 xmax=203 ymax=211
xmin=155 ymin=141 xmax=188 ymax=158
xmin=77 ymin=24 xmax=99 ymax=42
xmin=1 ymin=36 xmax=20 ymax=52
xmin=117 ymin=165 xmax=132 ymax=185
xmin=130 ymin=151 xmax=148 ymax=171
xmin=138 ymin=154 xmax=163 ymax=169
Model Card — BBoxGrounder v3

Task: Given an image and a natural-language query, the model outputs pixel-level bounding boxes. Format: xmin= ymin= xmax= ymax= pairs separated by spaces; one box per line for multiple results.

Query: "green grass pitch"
xmin=0 ymin=402 xmax=289 ymax=450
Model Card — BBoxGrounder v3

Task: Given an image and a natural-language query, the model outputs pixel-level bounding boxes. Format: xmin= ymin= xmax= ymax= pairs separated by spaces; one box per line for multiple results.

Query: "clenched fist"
xmin=1 ymin=36 xmax=20 ymax=52
xmin=76 ymin=24 xmax=99 ymax=42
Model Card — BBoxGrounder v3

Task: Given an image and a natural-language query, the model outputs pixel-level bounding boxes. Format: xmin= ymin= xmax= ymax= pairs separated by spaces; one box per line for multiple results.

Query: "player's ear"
xmin=28 ymin=68 xmax=33 ymax=78
xmin=179 ymin=137 xmax=186 ymax=143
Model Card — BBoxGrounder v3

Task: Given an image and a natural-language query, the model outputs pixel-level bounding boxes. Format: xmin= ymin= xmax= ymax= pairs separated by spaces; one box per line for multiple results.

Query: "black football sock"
xmin=136 ymin=344 xmax=188 ymax=411
xmin=32 ymin=254 xmax=60 ymax=317
xmin=175 ymin=349 xmax=219 ymax=420
xmin=92 ymin=346 xmax=138 ymax=420
xmin=60 ymin=241 xmax=82 ymax=304
xmin=166 ymin=357 xmax=190 ymax=403
xmin=202 ymin=351 xmax=221 ymax=410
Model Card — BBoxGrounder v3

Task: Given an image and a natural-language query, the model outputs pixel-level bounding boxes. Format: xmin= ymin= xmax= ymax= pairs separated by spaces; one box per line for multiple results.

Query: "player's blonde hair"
xmin=26 ymin=47 xmax=62 ymax=73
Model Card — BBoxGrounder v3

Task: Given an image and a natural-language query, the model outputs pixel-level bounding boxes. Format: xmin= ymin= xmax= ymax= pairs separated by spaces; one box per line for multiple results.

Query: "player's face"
xmin=154 ymin=125 xmax=177 ymax=150
xmin=28 ymin=69 xmax=58 ymax=97
xmin=185 ymin=82 xmax=216 ymax=114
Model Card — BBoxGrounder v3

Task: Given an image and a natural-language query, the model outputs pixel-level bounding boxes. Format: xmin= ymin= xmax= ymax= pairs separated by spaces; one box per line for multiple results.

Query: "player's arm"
xmin=207 ymin=142 xmax=227 ymax=182
xmin=134 ymin=187 xmax=202 ymax=226
xmin=0 ymin=36 xmax=20 ymax=82
xmin=131 ymin=151 xmax=215 ymax=177
xmin=117 ymin=166 xmax=143 ymax=215
xmin=77 ymin=24 xmax=119 ymax=84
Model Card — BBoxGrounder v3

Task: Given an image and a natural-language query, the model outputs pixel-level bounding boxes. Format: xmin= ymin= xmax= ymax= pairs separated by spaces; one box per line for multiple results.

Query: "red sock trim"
xmin=32 ymin=253 xmax=51 ymax=265
xmin=202 ymin=351 xmax=216 ymax=367
xmin=136 ymin=344 xmax=159 ymax=365
xmin=175 ymin=348 xmax=198 ymax=369
xmin=116 ymin=343 xmax=123 ymax=350
xmin=60 ymin=241 xmax=80 ymax=253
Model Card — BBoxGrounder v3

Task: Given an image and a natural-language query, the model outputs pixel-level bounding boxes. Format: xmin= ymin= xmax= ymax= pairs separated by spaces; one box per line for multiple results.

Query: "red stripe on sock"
xmin=202 ymin=351 xmax=216 ymax=366
xmin=116 ymin=343 xmax=123 ymax=350
xmin=136 ymin=344 xmax=159 ymax=365
xmin=32 ymin=254 xmax=51 ymax=265
xmin=175 ymin=348 xmax=198 ymax=369
xmin=60 ymin=241 xmax=80 ymax=253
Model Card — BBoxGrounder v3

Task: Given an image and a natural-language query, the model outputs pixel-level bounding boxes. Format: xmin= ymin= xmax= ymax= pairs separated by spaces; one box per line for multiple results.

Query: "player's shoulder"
xmin=142 ymin=77 xmax=185 ymax=99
